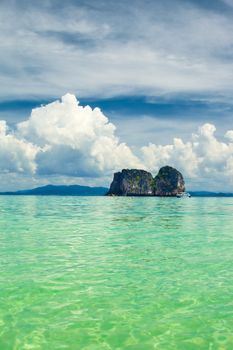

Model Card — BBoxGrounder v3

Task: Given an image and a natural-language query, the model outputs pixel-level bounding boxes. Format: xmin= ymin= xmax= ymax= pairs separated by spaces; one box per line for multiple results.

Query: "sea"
xmin=0 ymin=196 xmax=233 ymax=350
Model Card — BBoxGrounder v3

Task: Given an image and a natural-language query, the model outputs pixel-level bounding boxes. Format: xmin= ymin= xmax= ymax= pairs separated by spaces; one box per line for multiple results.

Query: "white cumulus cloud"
xmin=17 ymin=93 xmax=142 ymax=177
xmin=141 ymin=123 xmax=233 ymax=190
xmin=0 ymin=94 xmax=233 ymax=191
xmin=0 ymin=120 xmax=38 ymax=174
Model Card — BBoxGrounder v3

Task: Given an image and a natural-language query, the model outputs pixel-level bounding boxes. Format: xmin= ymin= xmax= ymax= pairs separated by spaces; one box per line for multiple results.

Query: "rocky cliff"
xmin=107 ymin=166 xmax=185 ymax=196
xmin=107 ymin=169 xmax=154 ymax=196
xmin=154 ymin=166 xmax=185 ymax=196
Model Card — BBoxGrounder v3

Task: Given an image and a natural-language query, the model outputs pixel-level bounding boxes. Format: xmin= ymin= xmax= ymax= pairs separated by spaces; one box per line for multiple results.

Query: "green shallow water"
xmin=0 ymin=196 xmax=233 ymax=350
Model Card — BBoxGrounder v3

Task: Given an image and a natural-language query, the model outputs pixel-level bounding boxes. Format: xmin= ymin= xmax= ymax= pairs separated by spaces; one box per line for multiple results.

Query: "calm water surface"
xmin=0 ymin=196 xmax=233 ymax=350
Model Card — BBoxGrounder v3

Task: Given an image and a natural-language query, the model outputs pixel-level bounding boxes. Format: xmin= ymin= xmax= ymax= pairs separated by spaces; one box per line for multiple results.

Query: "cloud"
xmin=0 ymin=120 xmax=38 ymax=174
xmin=17 ymin=94 xmax=142 ymax=177
xmin=1 ymin=93 xmax=233 ymax=191
xmin=225 ymin=129 xmax=233 ymax=141
xmin=141 ymin=123 xmax=233 ymax=190
xmin=1 ymin=0 xmax=233 ymax=101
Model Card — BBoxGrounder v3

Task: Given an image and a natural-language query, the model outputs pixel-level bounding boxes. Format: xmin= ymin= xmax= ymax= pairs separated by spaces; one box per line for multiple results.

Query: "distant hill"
xmin=0 ymin=184 xmax=108 ymax=196
xmin=190 ymin=191 xmax=233 ymax=197
xmin=0 ymin=185 xmax=232 ymax=197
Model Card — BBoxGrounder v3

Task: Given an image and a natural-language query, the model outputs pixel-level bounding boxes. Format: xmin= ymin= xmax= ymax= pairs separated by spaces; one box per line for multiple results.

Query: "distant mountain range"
xmin=189 ymin=191 xmax=233 ymax=197
xmin=0 ymin=185 xmax=232 ymax=197
xmin=0 ymin=184 xmax=108 ymax=196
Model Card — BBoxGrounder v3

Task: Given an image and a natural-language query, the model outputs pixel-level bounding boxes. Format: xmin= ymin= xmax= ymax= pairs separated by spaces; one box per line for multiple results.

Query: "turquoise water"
xmin=0 ymin=196 xmax=233 ymax=350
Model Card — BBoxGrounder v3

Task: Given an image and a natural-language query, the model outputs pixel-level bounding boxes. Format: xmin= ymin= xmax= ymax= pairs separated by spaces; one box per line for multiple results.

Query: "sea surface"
xmin=0 ymin=196 xmax=233 ymax=350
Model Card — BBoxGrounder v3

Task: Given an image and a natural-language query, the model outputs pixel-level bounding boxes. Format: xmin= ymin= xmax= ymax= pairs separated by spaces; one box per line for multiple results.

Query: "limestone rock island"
xmin=107 ymin=169 xmax=154 ymax=196
xmin=107 ymin=166 xmax=185 ymax=196
xmin=154 ymin=166 xmax=185 ymax=196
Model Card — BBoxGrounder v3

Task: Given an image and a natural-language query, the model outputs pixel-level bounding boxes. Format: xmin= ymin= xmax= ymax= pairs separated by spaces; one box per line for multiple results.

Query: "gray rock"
xmin=107 ymin=166 xmax=185 ymax=196
xmin=154 ymin=166 xmax=185 ymax=196
xmin=107 ymin=169 xmax=154 ymax=196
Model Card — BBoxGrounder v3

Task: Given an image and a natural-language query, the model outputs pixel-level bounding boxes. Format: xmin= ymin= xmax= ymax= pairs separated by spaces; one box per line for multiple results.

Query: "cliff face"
xmin=154 ymin=166 xmax=185 ymax=196
xmin=107 ymin=166 xmax=185 ymax=196
xmin=107 ymin=169 xmax=154 ymax=196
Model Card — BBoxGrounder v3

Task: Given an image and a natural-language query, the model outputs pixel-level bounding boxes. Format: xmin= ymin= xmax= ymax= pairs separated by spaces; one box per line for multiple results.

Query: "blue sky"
xmin=1 ymin=0 xmax=233 ymax=191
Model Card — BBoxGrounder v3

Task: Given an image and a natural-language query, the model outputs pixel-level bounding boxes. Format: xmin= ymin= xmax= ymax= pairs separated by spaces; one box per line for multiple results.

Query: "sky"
xmin=1 ymin=0 xmax=233 ymax=191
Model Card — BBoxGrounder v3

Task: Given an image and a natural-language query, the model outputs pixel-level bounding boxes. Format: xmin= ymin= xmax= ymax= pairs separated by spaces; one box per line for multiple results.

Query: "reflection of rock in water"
xmin=113 ymin=215 xmax=147 ymax=222
xmin=142 ymin=256 xmax=185 ymax=264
